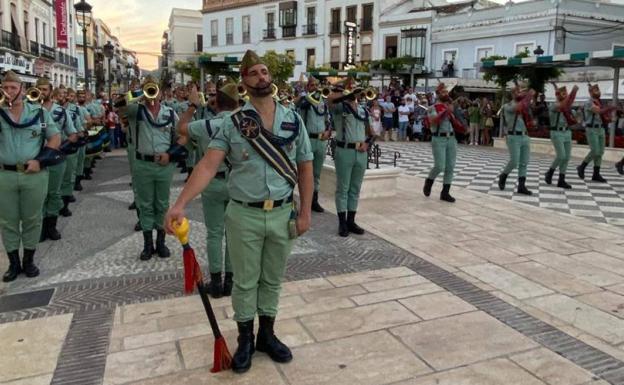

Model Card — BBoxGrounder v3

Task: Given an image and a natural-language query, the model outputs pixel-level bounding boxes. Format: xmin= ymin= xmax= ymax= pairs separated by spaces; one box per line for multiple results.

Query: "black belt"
xmin=0 ymin=163 xmax=26 ymax=172
xmin=309 ymin=133 xmax=321 ymax=139
xmin=335 ymin=141 xmax=363 ymax=149
xmin=588 ymin=125 xmax=603 ymax=129
xmin=232 ymin=195 xmax=293 ymax=210
xmin=507 ymin=131 xmax=526 ymax=136
xmin=432 ymin=132 xmax=454 ymax=137
xmin=136 ymin=152 xmax=157 ymax=162
xmin=215 ymin=171 xmax=226 ymax=179
xmin=550 ymin=127 xmax=569 ymax=131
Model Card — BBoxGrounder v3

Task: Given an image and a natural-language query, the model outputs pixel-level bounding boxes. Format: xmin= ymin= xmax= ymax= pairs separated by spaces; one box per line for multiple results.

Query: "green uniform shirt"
xmin=584 ymin=99 xmax=604 ymax=127
xmin=0 ymin=102 xmax=59 ymax=164
xmin=548 ymin=103 xmax=568 ymax=130
xmin=48 ymin=103 xmax=77 ymax=140
xmin=188 ymin=111 xmax=230 ymax=173
xmin=174 ymin=100 xmax=189 ymax=116
xmin=208 ymin=101 xmax=313 ymax=202
xmin=503 ymin=101 xmax=527 ymax=133
xmin=428 ymin=104 xmax=453 ymax=134
xmin=67 ymin=103 xmax=85 ymax=132
xmin=127 ymin=103 xmax=179 ymax=155
xmin=330 ymin=102 xmax=370 ymax=143
xmin=298 ymin=100 xmax=327 ymax=134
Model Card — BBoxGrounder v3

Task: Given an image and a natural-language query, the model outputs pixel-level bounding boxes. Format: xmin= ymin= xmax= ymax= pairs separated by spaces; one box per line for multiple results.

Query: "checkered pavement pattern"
xmin=375 ymin=141 xmax=624 ymax=226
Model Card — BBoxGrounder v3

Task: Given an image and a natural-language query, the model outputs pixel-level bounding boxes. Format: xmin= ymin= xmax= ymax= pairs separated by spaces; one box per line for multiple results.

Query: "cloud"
xmin=87 ymin=0 xmax=199 ymax=70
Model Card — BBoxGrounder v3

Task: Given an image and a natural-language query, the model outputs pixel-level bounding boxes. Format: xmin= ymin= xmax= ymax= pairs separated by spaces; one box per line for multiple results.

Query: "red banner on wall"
xmin=55 ymin=0 xmax=68 ymax=48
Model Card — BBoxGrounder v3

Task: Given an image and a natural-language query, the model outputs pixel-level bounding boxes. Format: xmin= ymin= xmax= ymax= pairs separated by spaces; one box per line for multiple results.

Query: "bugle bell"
xmin=237 ymin=83 xmax=247 ymax=98
xmin=271 ymin=83 xmax=279 ymax=99
xmin=320 ymin=87 xmax=331 ymax=98
xmin=143 ymin=82 xmax=160 ymax=100
xmin=25 ymin=87 xmax=42 ymax=103
xmin=364 ymin=87 xmax=377 ymax=101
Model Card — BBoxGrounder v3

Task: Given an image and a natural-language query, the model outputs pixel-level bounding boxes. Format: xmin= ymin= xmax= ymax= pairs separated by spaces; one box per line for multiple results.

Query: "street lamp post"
xmin=103 ymin=40 xmax=114 ymax=104
xmin=74 ymin=0 xmax=92 ymax=91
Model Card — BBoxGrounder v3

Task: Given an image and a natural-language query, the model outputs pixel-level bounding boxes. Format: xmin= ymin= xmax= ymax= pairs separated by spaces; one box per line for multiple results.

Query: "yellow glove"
xmin=172 ymin=217 xmax=190 ymax=245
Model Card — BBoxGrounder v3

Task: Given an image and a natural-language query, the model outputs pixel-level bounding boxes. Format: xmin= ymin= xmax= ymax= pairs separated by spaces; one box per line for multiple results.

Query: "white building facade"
xmin=165 ymin=8 xmax=203 ymax=84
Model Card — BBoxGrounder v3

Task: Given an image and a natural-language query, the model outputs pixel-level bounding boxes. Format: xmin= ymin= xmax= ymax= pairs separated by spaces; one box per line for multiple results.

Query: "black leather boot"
xmin=66 ymin=195 xmax=76 ymax=203
xmin=337 ymin=212 xmax=349 ymax=237
xmin=140 ymin=231 xmax=154 ymax=261
xmin=557 ymin=173 xmax=572 ymax=189
xmin=2 ymin=250 xmax=21 ymax=282
xmin=128 ymin=201 xmax=136 ymax=210
xmin=223 ymin=272 xmax=233 ymax=296
xmin=592 ymin=166 xmax=607 ymax=183
xmin=59 ymin=197 xmax=72 ymax=217
xmin=545 ymin=168 xmax=555 ymax=185
xmin=517 ymin=177 xmax=533 ymax=195
xmin=46 ymin=216 xmax=62 ymax=241
xmin=83 ymin=168 xmax=92 ymax=180
xmin=40 ymin=217 xmax=49 ymax=242
xmin=498 ymin=173 xmax=508 ymax=190
xmin=617 ymin=159 xmax=624 ymax=175
xmin=347 ymin=211 xmax=365 ymax=234
xmin=208 ymin=272 xmax=223 ymax=298
xmin=311 ymin=191 xmax=324 ymax=213
xmin=22 ymin=249 xmax=39 ymax=278
xmin=256 ymin=315 xmax=292 ymax=363
xmin=423 ymin=178 xmax=434 ymax=197
xmin=73 ymin=176 xmax=83 ymax=191
xmin=577 ymin=161 xmax=588 ymax=179
xmin=134 ymin=222 xmax=141 ymax=232
xmin=155 ymin=229 xmax=170 ymax=258
xmin=232 ymin=320 xmax=255 ymax=373
xmin=440 ymin=184 xmax=456 ymax=203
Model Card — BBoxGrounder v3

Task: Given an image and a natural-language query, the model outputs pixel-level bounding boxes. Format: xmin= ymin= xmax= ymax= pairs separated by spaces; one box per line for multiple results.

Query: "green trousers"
xmin=427 ymin=136 xmax=457 ymax=184
xmin=43 ymin=162 xmax=67 ymax=217
xmin=503 ymin=135 xmax=531 ymax=177
xmin=334 ymin=147 xmax=367 ymax=212
xmin=60 ymin=153 xmax=78 ymax=197
xmin=310 ymin=138 xmax=327 ymax=192
xmin=201 ymin=177 xmax=231 ymax=274
xmin=0 ymin=170 xmax=49 ymax=251
xmin=550 ymin=130 xmax=572 ymax=173
xmin=76 ymin=147 xmax=86 ymax=177
xmin=133 ymin=160 xmax=175 ymax=231
xmin=225 ymin=201 xmax=293 ymax=322
xmin=583 ymin=127 xmax=605 ymax=167
xmin=127 ymin=145 xmax=138 ymax=197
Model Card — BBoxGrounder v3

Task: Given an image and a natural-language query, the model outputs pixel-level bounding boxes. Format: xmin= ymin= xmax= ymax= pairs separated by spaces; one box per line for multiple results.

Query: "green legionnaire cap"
xmin=75 ymin=89 xmax=84 ymax=95
xmin=307 ymin=76 xmax=318 ymax=87
xmin=3 ymin=70 xmax=21 ymax=83
xmin=36 ymin=77 xmax=52 ymax=88
xmin=219 ymin=83 xmax=239 ymax=102
xmin=240 ymin=50 xmax=265 ymax=77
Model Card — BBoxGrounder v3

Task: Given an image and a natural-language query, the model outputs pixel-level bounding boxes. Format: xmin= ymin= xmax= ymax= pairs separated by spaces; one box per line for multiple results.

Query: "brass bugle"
xmin=237 ymin=83 xmax=247 ymax=97
xmin=320 ymin=87 xmax=331 ymax=98
xmin=364 ymin=87 xmax=377 ymax=101
xmin=26 ymin=87 xmax=42 ymax=102
xmin=0 ymin=89 xmax=6 ymax=106
xmin=198 ymin=92 xmax=207 ymax=107
xmin=271 ymin=83 xmax=279 ymax=98
xmin=143 ymin=82 xmax=160 ymax=100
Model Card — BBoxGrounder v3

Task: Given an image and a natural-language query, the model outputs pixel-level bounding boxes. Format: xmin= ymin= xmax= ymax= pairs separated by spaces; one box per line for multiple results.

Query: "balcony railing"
xmin=226 ymin=33 xmax=233 ymax=45
xmin=282 ymin=25 xmax=296 ymax=38
xmin=242 ymin=31 xmax=250 ymax=44
xmin=263 ymin=28 xmax=276 ymax=40
xmin=329 ymin=22 xmax=341 ymax=35
xmin=360 ymin=18 xmax=373 ymax=32
xmin=1 ymin=30 xmax=21 ymax=51
xmin=302 ymin=24 xmax=316 ymax=36
xmin=211 ymin=35 xmax=218 ymax=46
xmin=41 ymin=44 xmax=56 ymax=59
xmin=30 ymin=40 xmax=39 ymax=56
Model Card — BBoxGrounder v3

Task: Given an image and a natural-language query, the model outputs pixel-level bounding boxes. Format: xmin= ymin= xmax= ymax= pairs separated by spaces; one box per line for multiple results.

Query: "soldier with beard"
xmin=0 ymin=71 xmax=62 ymax=282
xmin=165 ymin=50 xmax=313 ymax=373
xmin=40 ymin=84 xmax=77 ymax=240
xmin=578 ymin=84 xmax=613 ymax=183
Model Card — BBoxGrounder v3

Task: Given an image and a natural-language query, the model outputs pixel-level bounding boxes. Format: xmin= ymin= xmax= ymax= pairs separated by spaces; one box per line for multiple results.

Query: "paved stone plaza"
xmin=2 ymin=144 xmax=624 ymax=384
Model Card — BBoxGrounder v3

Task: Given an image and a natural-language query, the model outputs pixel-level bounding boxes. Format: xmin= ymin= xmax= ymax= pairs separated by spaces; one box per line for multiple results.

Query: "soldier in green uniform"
xmin=422 ymin=83 xmax=459 ymax=203
xmin=498 ymin=82 xmax=535 ymax=195
xmin=120 ymin=76 xmax=186 ymax=261
xmin=82 ymin=90 xmax=102 ymax=179
xmin=296 ymin=77 xmax=331 ymax=212
xmin=327 ymin=83 xmax=373 ymax=237
xmin=68 ymin=89 xmax=89 ymax=191
xmin=165 ymin=50 xmax=313 ymax=373
xmin=58 ymin=88 xmax=83 ymax=210
xmin=1 ymin=71 xmax=62 ymax=282
xmin=176 ymin=82 xmax=239 ymax=298
xmin=40 ymin=85 xmax=77 ymax=240
xmin=577 ymin=84 xmax=609 ymax=183
xmin=545 ymin=84 xmax=578 ymax=189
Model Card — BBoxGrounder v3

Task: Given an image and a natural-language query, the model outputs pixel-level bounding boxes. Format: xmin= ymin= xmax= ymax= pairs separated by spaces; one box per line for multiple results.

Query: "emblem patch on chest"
xmin=240 ymin=116 xmax=260 ymax=139
xmin=281 ymin=122 xmax=297 ymax=131
xmin=31 ymin=130 xmax=40 ymax=138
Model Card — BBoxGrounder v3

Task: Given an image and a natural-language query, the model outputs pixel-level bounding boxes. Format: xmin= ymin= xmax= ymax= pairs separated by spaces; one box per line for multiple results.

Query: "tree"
xmin=262 ymin=50 xmax=295 ymax=83
xmin=173 ymin=60 xmax=200 ymax=83
xmin=481 ymin=52 xmax=563 ymax=94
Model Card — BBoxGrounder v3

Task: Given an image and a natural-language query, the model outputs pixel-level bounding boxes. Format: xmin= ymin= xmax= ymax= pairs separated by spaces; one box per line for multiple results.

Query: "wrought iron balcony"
xmin=329 ymin=22 xmax=341 ymax=35
xmin=302 ymin=24 xmax=316 ymax=36
xmin=360 ymin=18 xmax=373 ymax=32
xmin=282 ymin=25 xmax=296 ymax=38
xmin=263 ymin=28 xmax=276 ymax=40
xmin=242 ymin=31 xmax=250 ymax=44
xmin=1 ymin=30 xmax=21 ymax=51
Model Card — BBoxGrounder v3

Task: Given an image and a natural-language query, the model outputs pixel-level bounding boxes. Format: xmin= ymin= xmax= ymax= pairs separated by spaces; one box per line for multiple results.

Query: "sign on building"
xmin=344 ymin=21 xmax=357 ymax=68
xmin=55 ymin=0 xmax=68 ymax=48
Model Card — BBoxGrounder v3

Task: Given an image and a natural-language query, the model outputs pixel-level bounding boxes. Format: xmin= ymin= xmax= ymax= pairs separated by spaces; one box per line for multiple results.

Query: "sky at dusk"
xmin=88 ymin=0 xmax=624 ymax=71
